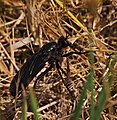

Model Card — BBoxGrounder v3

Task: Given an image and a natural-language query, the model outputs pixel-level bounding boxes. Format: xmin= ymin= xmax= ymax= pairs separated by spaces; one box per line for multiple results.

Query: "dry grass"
xmin=0 ymin=0 xmax=117 ymax=120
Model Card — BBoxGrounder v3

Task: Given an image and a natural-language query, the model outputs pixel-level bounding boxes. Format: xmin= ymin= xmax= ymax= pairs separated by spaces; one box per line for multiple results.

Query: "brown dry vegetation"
xmin=0 ymin=0 xmax=117 ymax=120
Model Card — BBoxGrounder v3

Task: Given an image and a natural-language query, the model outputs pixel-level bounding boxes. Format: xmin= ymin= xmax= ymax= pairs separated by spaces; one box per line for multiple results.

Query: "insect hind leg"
xmin=55 ymin=62 xmax=75 ymax=101
xmin=33 ymin=65 xmax=53 ymax=88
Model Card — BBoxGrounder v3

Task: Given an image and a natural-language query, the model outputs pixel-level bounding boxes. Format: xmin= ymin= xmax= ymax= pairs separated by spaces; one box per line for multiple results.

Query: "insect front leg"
xmin=62 ymin=51 xmax=88 ymax=57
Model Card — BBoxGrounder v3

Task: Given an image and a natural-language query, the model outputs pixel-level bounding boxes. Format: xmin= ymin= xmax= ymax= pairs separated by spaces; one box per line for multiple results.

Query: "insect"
xmin=10 ymin=36 xmax=87 ymax=97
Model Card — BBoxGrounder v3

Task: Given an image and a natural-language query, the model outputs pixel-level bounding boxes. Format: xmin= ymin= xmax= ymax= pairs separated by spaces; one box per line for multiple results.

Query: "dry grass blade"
xmin=12 ymin=37 xmax=34 ymax=50
xmin=0 ymin=42 xmax=19 ymax=71
xmin=0 ymin=60 xmax=10 ymax=76
xmin=0 ymin=0 xmax=117 ymax=120
xmin=54 ymin=0 xmax=89 ymax=33
xmin=0 ymin=20 xmax=17 ymax=28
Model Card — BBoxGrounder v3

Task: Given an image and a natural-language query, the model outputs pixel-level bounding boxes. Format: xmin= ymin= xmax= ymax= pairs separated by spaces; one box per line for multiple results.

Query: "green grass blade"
xmin=21 ymin=94 xmax=27 ymax=120
xmin=87 ymin=62 xmax=95 ymax=120
xmin=29 ymin=88 xmax=41 ymax=120
xmin=71 ymin=31 xmax=95 ymax=120
xmin=88 ymin=31 xmax=95 ymax=120
xmin=95 ymin=54 xmax=117 ymax=120
xmin=71 ymin=84 xmax=87 ymax=120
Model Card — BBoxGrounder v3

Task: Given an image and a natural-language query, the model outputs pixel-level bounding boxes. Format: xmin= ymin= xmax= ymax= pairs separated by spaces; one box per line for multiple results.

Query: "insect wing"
xmin=10 ymin=42 xmax=57 ymax=96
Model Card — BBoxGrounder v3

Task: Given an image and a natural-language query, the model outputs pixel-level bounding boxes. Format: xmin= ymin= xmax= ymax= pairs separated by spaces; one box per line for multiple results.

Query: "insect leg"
xmin=56 ymin=62 xmax=75 ymax=100
xmin=57 ymin=62 xmax=67 ymax=76
xmin=62 ymin=51 xmax=88 ymax=57
xmin=33 ymin=64 xmax=53 ymax=88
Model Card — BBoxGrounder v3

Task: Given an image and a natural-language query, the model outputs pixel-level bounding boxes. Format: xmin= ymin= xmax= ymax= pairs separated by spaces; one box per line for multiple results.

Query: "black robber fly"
xmin=10 ymin=36 xmax=87 ymax=97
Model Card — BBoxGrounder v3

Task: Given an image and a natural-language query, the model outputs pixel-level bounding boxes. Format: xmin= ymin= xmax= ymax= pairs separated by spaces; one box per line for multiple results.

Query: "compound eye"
xmin=63 ymin=39 xmax=69 ymax=47
xmin=58 ymin=36 xmax=69 ymax=48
